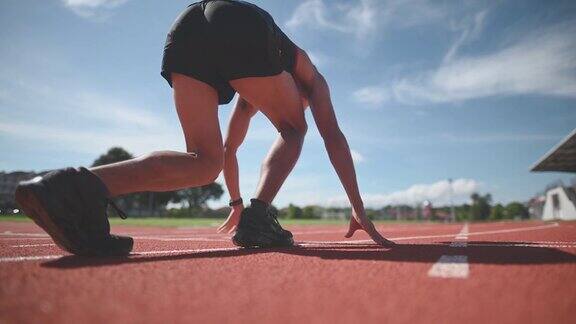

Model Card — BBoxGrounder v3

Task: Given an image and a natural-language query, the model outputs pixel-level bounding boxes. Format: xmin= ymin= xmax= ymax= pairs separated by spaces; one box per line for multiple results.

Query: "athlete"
xmin=15 ymin=0 xmax=394 ymax=256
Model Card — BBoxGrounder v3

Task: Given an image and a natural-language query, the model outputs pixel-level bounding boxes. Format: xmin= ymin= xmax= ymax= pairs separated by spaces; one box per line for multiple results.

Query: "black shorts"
xmin=161 ymin=0 xmax=298 ymax=105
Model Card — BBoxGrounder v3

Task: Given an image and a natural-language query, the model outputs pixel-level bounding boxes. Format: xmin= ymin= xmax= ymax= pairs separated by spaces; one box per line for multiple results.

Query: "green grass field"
xmin=0 ymin=214 xmax=350 ymax=227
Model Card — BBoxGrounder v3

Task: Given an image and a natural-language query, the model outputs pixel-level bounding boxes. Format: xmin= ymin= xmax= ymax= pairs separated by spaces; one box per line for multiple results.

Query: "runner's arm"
xmin=294 ymin=49 xmax=364 ymax=210
xmin=223 ymin=97 xmax=257 ymax=201
xmin=293 ymin=48 xmax=394 ymax=246
xmin=218 ymin=97 xmax=257 ymax=233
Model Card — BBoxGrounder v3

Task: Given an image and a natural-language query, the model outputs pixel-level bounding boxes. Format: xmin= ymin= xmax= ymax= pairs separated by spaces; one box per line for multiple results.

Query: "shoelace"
xmin=266 ymin=208 xmax=284 ymax=232
xmin=107 ymin=199 xmax=128 ymax=220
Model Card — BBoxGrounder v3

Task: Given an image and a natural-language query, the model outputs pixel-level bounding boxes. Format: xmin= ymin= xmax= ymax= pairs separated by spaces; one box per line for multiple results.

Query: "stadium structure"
xmin=531 ymin=128 xmax=576 ymax=220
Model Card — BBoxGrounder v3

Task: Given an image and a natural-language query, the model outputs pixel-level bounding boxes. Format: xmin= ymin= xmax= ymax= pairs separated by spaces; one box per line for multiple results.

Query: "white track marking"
xmin=0 ymin=232 xmax=50 ymax=237
xmin=297 ymin=222 xmax=560 ymax=245
xmin=455 ymin=223 xmax=469 ymax=240
xmin=135 ymin=247 xmax=240 ymax=256
xmin=427 ymin=255 xmax=469 ymax=278
xmin=11 ymin=243 xmax=56 ymax=248
xmin=391 ymin=222 xmax=559 ymax=241
xmin=1 ymin=241 xmax=574 ymax=264
xmin=0 ymin=237 xmax=53 ymax=241
xmin=1 ymin=222 xmax=570 ymax=263
xmin=0 ymin=255 xmax=62 ymax=263
xmin=131 ymin=236 xmax=231 ymax=242
xmin=297 ymin=240 xmax=576 ymax=249
xmin=0 ymin=247 xmax=241 ymax=263
xmin=429 ymin=223 xmax=470 ymax=279
xmin=128 ymin=232 xmax=229 ymax=238
xmin=291 ymin=225 xmax=452 ymax=236
xmin=0 ymin=222 xmax=558 ymax=241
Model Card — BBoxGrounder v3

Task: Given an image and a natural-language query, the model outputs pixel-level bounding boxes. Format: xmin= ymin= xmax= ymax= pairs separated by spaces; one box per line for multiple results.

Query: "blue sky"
xmin=0 ymin=0 xmax=575 ymax=208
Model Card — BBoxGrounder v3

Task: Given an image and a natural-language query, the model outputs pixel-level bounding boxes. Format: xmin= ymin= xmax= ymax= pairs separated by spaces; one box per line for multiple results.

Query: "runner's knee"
xmin=202 ymin=154 xmax=223 ymax=184
xmin=278 ymin=120 xmax=307 ymax=140
xmin=189 ymin=148 xmax=223 ymax=184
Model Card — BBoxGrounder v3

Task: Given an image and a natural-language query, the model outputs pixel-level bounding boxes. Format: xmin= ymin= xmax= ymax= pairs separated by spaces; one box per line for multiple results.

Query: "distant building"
xmin=531 ymin=128 xmax=576 ymax=221
xmin=321 ymin=208 xmax=348 ymax=220
xmin=527 ymin=195 xmax=545 ymax=219
xmin=541 ymin=186 xmax=576 ymax=221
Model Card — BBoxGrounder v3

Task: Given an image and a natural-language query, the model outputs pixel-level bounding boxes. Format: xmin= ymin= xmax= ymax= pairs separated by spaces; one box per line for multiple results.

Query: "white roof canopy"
xmin=531 ymin=128 xmax=576 ymax=173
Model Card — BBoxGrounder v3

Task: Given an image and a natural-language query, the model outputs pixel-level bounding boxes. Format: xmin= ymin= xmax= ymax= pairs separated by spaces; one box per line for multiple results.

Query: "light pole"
xmin=449 ymin=178 xmax=456 ymax=222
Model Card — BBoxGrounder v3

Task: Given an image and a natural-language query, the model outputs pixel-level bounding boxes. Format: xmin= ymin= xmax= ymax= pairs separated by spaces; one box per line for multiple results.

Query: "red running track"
xmin=0 ymin=220 xmax=575 ymax=324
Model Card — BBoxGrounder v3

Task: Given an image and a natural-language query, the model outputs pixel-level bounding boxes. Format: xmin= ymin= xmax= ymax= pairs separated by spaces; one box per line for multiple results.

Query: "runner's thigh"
xmin=172 ymin=72 xmax=223 ymax=159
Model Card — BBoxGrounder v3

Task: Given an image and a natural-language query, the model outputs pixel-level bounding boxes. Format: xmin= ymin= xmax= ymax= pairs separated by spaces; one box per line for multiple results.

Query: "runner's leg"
xmin=230 ymin=71 xmax=306 ymax=204
xmin=92 ymin=73 xmax=223 ymax=196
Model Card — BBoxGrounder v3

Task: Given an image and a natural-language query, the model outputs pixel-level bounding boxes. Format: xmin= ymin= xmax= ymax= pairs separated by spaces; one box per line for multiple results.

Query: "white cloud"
xmin=350 ymin=149 xmax=365 ymax=163
xmin=443 ymin=10 xmax=488 ymax=63
xmin=0 ymin=77 xmax=183 ymax=157
xmin=327 ymin=178 xmax=481 ymax=207
xmin=354 ymin=22 xmax=576 ymax=106
xmin=286 ymin=0 xmax=456 ymax=40
xmin=0 ymin=119 xmax=183 ymax=156
xmin=353 ymin=86 xmax=389 ymax=106
xmin=286 ymin=0 xmax=377 ymax=39
xmin=71 ymin=92 xmax=166 ymax=129
xmin=61 ymin=0 xmax=130 ymax=18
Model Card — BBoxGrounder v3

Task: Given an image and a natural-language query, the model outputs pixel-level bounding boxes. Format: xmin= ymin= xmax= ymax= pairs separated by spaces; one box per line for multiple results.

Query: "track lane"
xmin=1 ymin=221 xmax=575 ymax=324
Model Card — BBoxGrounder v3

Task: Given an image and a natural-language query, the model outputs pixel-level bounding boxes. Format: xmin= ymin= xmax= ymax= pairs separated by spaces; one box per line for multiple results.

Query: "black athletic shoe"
xmin=232 ymin=202 xmax=293 ymax=248
xmin=15 ymin=167 xmax=133 ymax=256
xmin=266 ymin=207 xmax=293 ymax=240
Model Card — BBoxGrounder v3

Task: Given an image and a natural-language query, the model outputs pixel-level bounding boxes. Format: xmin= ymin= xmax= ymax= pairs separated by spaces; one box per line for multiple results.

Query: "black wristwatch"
xmin=229 ymin=198 xmax=243 ymax=207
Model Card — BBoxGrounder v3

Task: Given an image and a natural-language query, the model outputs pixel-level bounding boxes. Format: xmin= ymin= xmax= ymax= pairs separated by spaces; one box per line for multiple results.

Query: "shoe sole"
xmin=232 ymin=228 xmax=294 ymax=248
xmin=15 ymin=181 xmax=78 ymax=254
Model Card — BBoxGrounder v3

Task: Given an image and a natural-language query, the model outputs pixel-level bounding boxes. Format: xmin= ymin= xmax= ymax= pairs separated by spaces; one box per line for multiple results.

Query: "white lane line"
xmin=0 ymin=255 xmax=62 ymax=263
xmin=427 ymin=255 xmax=469 ymax=278
xmin=455 ymin=223 xmax=469 ymax=240
xmin=0 ymin=237 xmax=53 ymax=241
xmin=127 ymin=233 xmax=228 ymax=238
xmin=392 ymin=222 xmax=559 ymax=241
xmin=131 ymin=236 xmax=231 ymax=242
xmin=298 ymin=222 xmax=561 ymax=245
xmin=429 ymin=223 xmax=469 ymax=279
xmin=0 ymin=232 xmax=50 ymax=237
xmin=0 ymin=222 xmax=559 ymax=241
xmin=0 ymin=247 xmax=241 ymax=263
xmin=297 ymin=240 xmax=576 ymax=248
xmin=292 ymin=225 xmax=453 ymax=235
xmin=2 ymin=241 xmax=574 ymax=264
xmin=11 ymin=243 xmax=56 ymax=248
xmin=0 ymin=222 xmax=567 ymax=263
xmin=135 ymin=247 xmax=240 ymax=256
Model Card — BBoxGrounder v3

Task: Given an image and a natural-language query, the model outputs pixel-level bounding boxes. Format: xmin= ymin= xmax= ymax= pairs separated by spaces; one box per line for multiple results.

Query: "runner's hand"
xmin=217 ymin=205 xmax=244 ymax=233
xmin=345 ymin=209 xmax=395 ymax=247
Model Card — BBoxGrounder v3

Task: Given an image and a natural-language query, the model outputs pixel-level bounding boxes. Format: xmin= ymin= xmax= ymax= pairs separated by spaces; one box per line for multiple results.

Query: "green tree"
xmin=286 ymin=204 xmax=303 ymax=219
xmin=92 ymin=147 xmax=179 ymax=216
xmin=455 ymin=204 xmax=471 ymax=221
xmin=302 ymin=206 xmax=320 ymax=219
xmin=505 ymin=202 xmax=529 ymax=219
xmin=470 ymin=193 xmax=492 ymax=220
xmin=490 ymin=204 xmax=506 ymax=220
xmin=92 ymin=147 xmax=134 ymax=167
xmin=176 ymin=183 xmax=224 ymax=216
